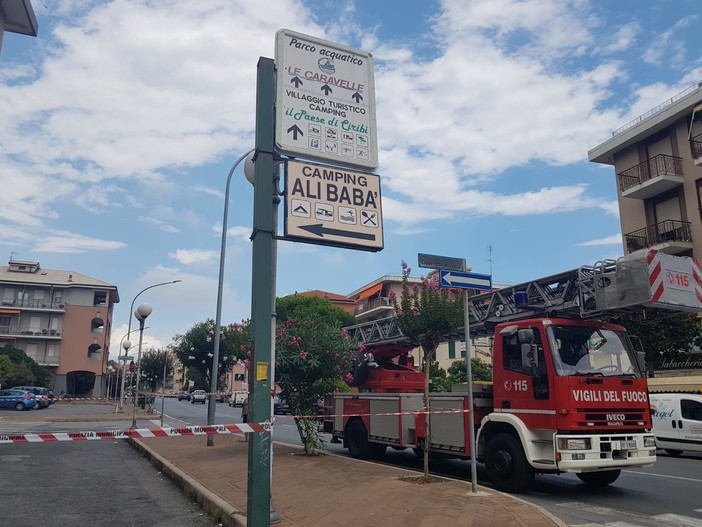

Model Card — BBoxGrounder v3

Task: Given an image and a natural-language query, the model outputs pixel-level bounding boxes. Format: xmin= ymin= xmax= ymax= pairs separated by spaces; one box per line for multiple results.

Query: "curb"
xmin=127 ymin=437 xmax=246 ymax=527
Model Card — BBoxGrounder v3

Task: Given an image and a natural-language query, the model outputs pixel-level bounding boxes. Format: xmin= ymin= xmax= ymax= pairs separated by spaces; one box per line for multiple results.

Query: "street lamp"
xmin=206 ymin=148 xmax=254 ymax=447
xmin=117 ymin=279 xmax=181 ymax=411
xmin=131 ymin=303 xmax=152 ymax=428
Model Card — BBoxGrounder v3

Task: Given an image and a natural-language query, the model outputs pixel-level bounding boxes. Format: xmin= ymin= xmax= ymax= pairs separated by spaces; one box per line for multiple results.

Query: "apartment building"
xmin=0 ymin=260 xmax=119 ymax=396
xmin=588 ymin=81 xmax=702 ymax=258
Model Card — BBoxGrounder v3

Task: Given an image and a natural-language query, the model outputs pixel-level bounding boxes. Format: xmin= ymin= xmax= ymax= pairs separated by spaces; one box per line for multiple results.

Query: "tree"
xmin=447 ymin=358 xmax=493 ymax=385
xmin=392 ymin=261 xmax=464 ymax=480
xmin=602 ymin=311 xmax=702 ymax=373
xmin=0 ymin=344 xmax=52 ymax=388
xmin=139 ymin=349 xmax=172 ymax=394
xmin=275 ymin=295 xmax=357 ymax=454
xmin=171 ymin=319 xmax=250 ymax=391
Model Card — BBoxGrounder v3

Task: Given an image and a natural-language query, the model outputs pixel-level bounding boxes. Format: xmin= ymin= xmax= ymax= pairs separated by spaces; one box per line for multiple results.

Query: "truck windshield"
xmin=546 ymin=325 xmax=640 ymax=377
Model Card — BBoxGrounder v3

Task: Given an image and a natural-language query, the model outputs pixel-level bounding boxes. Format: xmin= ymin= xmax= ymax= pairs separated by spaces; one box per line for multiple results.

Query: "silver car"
xmin=190 ymin=389 xmax=207 ymax=404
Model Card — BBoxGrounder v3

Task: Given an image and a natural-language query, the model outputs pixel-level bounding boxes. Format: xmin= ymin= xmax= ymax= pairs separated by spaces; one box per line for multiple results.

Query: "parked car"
xmin=177 ymin=392 xmax=191 ymax=401
xmin=214 ymin=392 xmax=225 ymax=403
xmin=191 ymin=390 xmax=207 ymax=404
xmin=228 ymin=391 xmax=248 ymax=407
xmin=11 ymin=386 xmax=51 ymax=409
xmin=0 ymin=389 xmax=37 ymax=411
xmin=650 ymin=392 xmax=702 ymax=456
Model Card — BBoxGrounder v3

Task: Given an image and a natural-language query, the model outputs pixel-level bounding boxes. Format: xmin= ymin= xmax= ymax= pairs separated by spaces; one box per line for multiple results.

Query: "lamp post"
xmin=131 ymin=303 xmax=152 ymax=428
xmin=160 ymin=350 xmax=170 ymax=428
xmin=117 ymin=280 xmax=181 ymax=412
xmin=206 ymin=148 xmax=254 ymax=447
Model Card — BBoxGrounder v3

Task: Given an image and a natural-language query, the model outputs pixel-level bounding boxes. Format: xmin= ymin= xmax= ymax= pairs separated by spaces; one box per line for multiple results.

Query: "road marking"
xmin=653 ymin=514 xmax=702 ymax=527
xmin=556 ymin=502 xmax=615 ymax=515
xmin=625 ymin=469 xmax=702 ymax=484
xmin=572 ymin=513 xmax=702 ymax=527
xmin=0 ymin=455 xmax=30 ymax=462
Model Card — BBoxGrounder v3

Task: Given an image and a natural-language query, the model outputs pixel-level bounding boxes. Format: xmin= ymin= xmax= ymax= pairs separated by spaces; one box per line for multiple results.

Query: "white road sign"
xmin=284 ymin=159 xmax=383 ymax=251
xmin=275 ymin=29 xmax=378 ymax=170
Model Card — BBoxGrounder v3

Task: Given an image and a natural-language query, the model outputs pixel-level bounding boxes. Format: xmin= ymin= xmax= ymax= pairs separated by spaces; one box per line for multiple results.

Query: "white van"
xmin=649 ymin=393 xmax=702 ymax=456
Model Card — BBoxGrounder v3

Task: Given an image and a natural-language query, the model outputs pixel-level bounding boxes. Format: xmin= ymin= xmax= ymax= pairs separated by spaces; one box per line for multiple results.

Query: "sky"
xmin=1 ymin=0 xmax=701 ymax=360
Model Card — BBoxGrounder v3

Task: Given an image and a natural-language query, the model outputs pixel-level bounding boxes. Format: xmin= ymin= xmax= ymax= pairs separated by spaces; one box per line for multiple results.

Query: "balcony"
xmin=617 ymin=154 xmax=684 ymax=199
xmin=354 ymin=296 xmax=394 ymax=320
xmin=692 ymin=133 xmax=702 ymax=166
xmin=0 ymin=298 xmax=66 ymax=310
xmin=624 ymin=219 xmax=693 ymax=255
xmin=0 ymin=326 xmax=62 ymax=338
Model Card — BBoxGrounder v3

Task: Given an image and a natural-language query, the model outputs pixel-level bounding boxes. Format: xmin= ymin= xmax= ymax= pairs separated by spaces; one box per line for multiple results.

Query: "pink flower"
xmin=345 ymin=372 xmax=354 ymax=383
xmin=300 ymin=351 xmax=308 ymax=359
xmin=244 ymin=360 xmax=250 ymax=369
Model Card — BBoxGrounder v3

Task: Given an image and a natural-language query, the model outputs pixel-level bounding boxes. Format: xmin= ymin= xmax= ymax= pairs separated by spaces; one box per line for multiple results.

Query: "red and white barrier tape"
xmin=0 ymin=422 xmax=268 ymax=444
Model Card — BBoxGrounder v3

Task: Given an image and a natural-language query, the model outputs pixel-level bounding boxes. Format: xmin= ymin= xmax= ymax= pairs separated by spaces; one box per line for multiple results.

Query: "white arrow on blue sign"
xmin=439 ymin=270 xmax=492 ymax=291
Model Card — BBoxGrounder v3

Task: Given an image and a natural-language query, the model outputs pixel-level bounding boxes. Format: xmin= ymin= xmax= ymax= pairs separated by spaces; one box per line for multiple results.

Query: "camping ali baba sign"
xmin=284 ymin=159 xmax=383 ymax=252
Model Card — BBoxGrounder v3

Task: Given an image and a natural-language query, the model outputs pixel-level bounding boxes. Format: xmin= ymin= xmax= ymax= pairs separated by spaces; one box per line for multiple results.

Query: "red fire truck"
xmin=324 ymin=250 xmax=702 ymax=492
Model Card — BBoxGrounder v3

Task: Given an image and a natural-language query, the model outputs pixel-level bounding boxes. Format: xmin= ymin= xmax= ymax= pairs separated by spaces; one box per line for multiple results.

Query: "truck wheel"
xmin=347 ymin=420 xmax=385 ymax=459
xmin=664 ymin=449 xmax=683 ymax=457
xmin=576 ymin=470 xmax=621 ymax=486
xmin=485 ymin=433 xmax=534 ymax=493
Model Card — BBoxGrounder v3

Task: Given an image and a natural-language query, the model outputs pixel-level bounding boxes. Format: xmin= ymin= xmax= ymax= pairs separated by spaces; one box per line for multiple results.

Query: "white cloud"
xmin=32 ymin=232 xmax=127 ymax=253
xmin=578 ymin=234 xmax=622 ymax=247
xmin=139 ymin=216 xmax=180 ymax=233
xmin=642 ymin=16 xmax=697 ymax=66
xmin=169 ymin=249 xmax=219 ymax=265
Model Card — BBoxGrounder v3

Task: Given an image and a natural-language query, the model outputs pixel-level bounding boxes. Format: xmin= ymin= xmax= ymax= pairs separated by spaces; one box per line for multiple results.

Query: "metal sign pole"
xmin=463 ymin=259 xmax=478 ymax=493
xmin=247 ymin=56 xmax=276 ymax=527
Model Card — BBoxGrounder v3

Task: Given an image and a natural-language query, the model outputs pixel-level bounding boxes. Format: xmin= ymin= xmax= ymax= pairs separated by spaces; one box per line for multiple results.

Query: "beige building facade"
xmin=589 ymin=82 xmax=702 ymax=259
xmin=0 ymin=260 xmax=119 ymax=396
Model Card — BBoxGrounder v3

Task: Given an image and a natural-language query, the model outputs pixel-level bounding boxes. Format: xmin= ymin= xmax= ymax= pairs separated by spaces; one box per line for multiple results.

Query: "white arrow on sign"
xmin=439 ymin=270 xmax=492 ymax=291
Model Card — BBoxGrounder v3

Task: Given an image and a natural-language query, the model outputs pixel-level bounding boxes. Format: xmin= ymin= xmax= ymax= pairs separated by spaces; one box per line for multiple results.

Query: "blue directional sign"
xmin=439 ymin=270 xmax=492 ymax=291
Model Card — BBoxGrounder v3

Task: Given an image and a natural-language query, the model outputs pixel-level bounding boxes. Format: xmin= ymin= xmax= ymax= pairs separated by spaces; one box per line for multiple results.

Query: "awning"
xmin=357 ymin=283 xmax=382 ymax=300
xmin=648 ymin=376 xmax=702 ymax=393
xmin=0 ymin=309 xmax=21 ymax=314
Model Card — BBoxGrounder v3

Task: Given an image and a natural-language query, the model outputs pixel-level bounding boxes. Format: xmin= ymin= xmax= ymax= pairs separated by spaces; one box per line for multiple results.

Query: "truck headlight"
xmin=557 ymin=438 xmax=591 ymax=450
xmin=644 ymin=436 xmax=656 ymax=448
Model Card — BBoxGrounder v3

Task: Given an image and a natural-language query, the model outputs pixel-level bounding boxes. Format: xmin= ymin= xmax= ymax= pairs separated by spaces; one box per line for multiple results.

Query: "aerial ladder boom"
xmin=346 ymin=250 xmax=702 ymax=347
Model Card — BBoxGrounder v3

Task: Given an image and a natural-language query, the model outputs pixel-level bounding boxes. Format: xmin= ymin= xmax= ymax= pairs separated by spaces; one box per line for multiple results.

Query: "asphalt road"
xmin=0 ymin=439 xmax=215 ymax=527
xmin=4 ymin=400 xmax=701 ymax=527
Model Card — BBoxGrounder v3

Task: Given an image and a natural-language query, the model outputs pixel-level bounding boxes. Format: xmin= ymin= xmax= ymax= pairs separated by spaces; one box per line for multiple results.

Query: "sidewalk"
xmin=2 ymin=403 xmax=566 ymax=527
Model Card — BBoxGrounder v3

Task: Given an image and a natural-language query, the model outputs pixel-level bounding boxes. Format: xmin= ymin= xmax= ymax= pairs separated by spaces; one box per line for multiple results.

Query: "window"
xmin=234 ymin=374 xmax=245 ymax=381
xmin=93 ymin=291 xmax=108 ymax=306
xmin=448 ymin=341 xmax=456 ymax=359
xmin=502 ymin=327 xmax=544 ymax=375
xmin=681 ymin=399 xmax=702 ymax=421
xmin=0 ymin=315 xmax=10 ymax=328
xmin=91 ymin=317 xmax=104 ymax=333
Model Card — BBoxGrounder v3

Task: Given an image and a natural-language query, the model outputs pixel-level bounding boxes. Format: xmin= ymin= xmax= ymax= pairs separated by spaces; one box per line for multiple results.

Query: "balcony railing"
xmin=0 ymin=298 xmax=65 ymax=309
xmin=617 ymin=154 xmax=684 ymax=193
xmin=691 ymin=133 xmax=702 ymax=159
xmin=355 ymin=296 xmax=393 ymax=316
xmin=624 ymin=219 xmax=692 ymax=253
xmin=0 ymin=326 xmax=62 ymax=337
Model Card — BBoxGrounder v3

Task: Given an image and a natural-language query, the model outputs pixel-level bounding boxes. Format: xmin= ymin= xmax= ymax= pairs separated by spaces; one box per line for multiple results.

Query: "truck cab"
xmin=478 ymin=318 xmax=656 ymax=491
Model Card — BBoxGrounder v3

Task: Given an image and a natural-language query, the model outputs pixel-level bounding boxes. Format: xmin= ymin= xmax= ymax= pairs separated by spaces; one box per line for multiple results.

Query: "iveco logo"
xmin=606 ymin=413 xmax=626 ymax=421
